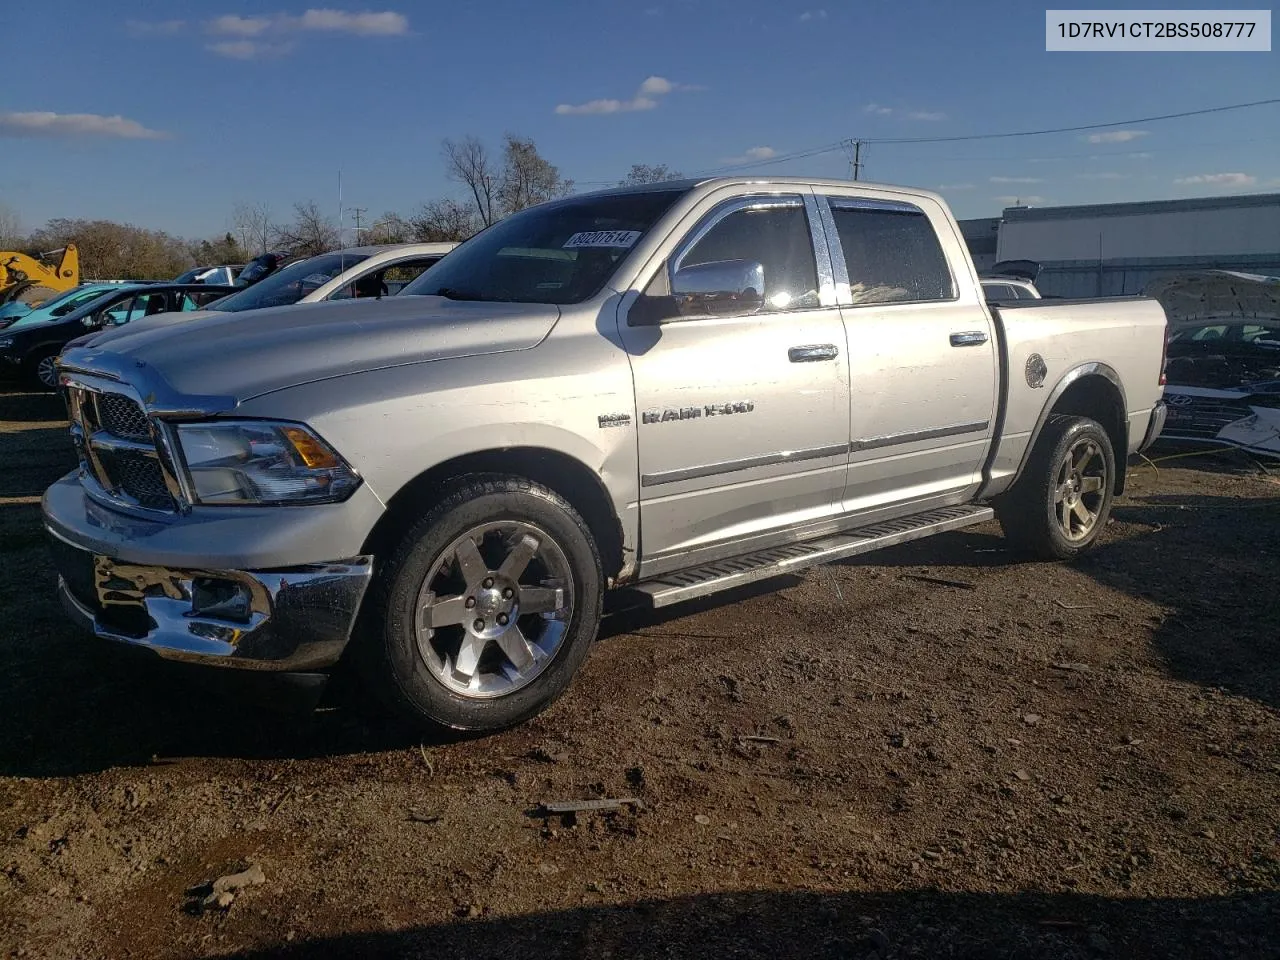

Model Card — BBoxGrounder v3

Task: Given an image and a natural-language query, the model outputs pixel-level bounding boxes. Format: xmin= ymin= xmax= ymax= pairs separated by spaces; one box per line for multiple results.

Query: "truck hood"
xmin=57 ymin=296 xmax=560 ymax=408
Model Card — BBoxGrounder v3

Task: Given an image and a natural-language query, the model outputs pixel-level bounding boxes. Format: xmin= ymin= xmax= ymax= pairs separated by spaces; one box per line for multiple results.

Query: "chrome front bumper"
xmin=48 ymin=528 xmax=372 ymax=672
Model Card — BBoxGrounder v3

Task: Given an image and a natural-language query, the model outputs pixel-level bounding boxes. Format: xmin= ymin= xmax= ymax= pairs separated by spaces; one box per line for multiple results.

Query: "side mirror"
xmin=671 ymin=259 xmax=765 ymax=317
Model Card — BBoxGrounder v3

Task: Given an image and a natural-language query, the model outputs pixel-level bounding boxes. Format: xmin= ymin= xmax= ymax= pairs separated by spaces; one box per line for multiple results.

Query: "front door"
xmin=620 ymin=194 xmax=851 ymax=566
xmin=818 ymin=190 xmax=998 ymax=513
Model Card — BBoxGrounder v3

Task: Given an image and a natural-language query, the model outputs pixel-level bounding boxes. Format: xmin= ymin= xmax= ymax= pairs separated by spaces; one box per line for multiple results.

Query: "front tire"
xmin=996 ymin=415 xmax=1115 ymax=561
xmin=356 ymin=475 xmax=604 ymax=733
xmin=27 ymin=348 xmax=62 ymax=391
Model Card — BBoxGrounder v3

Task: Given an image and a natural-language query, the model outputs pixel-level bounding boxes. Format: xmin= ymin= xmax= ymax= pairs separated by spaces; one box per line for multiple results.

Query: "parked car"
xmin=202 ymin=243 xmax=457 ymax=314
xmin=981 ymin=276 xmax=1042 ymax=301
xmin=1142 ymin=272 xmax=1280 ymax=458
xmin=0 ymin=283 xmax=120 ymax=331
xmin=45 ymin=176 xmax=1168 ymax=734
xmin=175 ymin=264 xmax=245 ymax=286
xmin=0 ymin=282 xmax=235 ymax=388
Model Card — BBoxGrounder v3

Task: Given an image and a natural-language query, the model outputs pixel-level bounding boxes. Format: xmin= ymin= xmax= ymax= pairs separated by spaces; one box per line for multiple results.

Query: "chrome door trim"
xmin=641 ymin=442 xmax=849 ymax=487
xmin=670 ymin=195 xmax=806 ymax=280
xmin=802 ymin=193 xmax=839 ymax=307
xmin=850 ymin=420 xmax=990 ymax=453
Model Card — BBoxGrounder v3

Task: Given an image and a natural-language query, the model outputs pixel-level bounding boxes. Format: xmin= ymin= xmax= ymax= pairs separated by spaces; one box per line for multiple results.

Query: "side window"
xmin=983 ymin=284 xmax=1015 ymax=301
xmin=677 ymin=202 xmax=820 ymax=312
xmin=827 ymin=201 xmax=955 ymax=305
xmin=328 ymin=258 xmax=443 ymax=300
xmin=384 ymin=258 xmax=440 ymax=295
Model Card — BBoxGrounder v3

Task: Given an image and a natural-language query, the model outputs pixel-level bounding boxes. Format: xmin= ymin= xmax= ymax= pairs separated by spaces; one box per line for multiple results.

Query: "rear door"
xmin=621 ymin=193 xmax=852 ymax=564
xmin=817 ymin=190 xmax=998 ymax=513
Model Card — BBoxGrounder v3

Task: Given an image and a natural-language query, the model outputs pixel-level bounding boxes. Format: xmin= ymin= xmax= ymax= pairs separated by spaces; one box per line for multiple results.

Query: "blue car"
xmin=0 ymin=283 xmax=120 ymax=331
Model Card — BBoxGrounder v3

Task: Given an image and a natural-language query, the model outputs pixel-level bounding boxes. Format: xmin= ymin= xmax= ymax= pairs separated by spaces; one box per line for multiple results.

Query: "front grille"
xmin=100 ymin=449 xmax=174 ymax=510
xmin=1164 ymin=398 xmax=1253 ymax=441
xmin=95 ymin=393 xmax=151 ymax=441
xmin=65 ymin=382 xmax=179 ymax=513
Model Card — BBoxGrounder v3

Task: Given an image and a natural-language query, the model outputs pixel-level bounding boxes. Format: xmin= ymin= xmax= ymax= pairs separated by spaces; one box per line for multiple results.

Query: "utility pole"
xmin=848 ymin=139 xmax=864 ymax=180
xmin=350 ymin=207 xmax=367 ymax=245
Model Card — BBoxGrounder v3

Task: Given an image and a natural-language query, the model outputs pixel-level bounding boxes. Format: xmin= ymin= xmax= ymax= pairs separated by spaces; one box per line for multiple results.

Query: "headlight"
xmin=175 ymin=420 xmax=360 ymax=505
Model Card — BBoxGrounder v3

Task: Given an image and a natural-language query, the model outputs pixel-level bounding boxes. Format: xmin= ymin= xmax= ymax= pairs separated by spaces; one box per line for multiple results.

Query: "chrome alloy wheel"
xmin=414 ymin=521 xmax=572 ymax=698
xmin=37 ymin=354 xmax=59 ymax=389
xmin=1054 ymin=437 xmax=1108 ymax=542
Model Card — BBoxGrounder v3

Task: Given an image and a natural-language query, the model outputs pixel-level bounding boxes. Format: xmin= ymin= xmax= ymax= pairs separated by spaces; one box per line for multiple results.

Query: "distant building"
xmin=960 ymin=193 xmax=1280 ymax=298
xmin=957 ymin=217 xmax=1000 ymax=274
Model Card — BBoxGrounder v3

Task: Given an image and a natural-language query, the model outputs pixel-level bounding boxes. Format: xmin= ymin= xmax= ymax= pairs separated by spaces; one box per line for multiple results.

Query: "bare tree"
xmin=498 ymin=134 xmax=574 ymax=215
xmin=0 ymin=201 xmax=23 ymax=248
xmin=232 ymin=202 xmax=274 ymax=255
xmin=408 ymin=199 xmax=480 ymax=243
xmin=274 ymin=201 xmax=339 ymax=258
xmin=443 ymin=136 xmax=499 ymax=228
xmin=359 ymin=212 xmax=412 ymax=245
xmin=620 ymin=163 xmax=684 ymax=186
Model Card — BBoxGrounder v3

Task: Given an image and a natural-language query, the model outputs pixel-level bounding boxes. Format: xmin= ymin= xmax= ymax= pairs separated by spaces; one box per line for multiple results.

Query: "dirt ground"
xmin=0 ymin=385 xmax=1276 ymax=960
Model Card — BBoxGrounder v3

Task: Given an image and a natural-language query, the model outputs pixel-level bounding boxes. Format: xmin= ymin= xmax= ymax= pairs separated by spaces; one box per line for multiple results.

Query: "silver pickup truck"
xmin=44 ymin=177 xmax=1169 ymax=732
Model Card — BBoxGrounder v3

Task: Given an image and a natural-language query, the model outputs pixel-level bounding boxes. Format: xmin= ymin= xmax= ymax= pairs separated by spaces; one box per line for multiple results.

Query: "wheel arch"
xmin=1016 ymin=362 xmax=1129 ymax=495
xmin=361 ymin=446 xmax=627 ymax=584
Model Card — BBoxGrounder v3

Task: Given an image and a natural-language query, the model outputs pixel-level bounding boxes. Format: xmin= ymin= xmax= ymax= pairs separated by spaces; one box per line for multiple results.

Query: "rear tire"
xmin=996 ymin=415 xmax=1115 ymax=561
xmin=355 ymin=474 xmax=604 ymax=733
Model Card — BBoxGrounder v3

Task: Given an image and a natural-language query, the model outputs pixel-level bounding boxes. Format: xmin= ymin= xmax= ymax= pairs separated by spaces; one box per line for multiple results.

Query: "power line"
xmin=862 ymin=97 xmax=1280 ymax=145
xmin=601 ymin=97 xmax=1280 ymax=182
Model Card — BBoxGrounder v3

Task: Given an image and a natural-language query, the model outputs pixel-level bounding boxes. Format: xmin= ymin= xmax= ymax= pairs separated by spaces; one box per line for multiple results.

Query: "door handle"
xmin=788 ymin=344 xmax=839 ymax=362
xmin=949 ymin=330 xmax=989 ymax=347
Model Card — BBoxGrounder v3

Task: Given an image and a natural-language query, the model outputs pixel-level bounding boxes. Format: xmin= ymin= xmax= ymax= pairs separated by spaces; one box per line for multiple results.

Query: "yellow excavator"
xmin=0 ymin=244 xmax=80 ymax=308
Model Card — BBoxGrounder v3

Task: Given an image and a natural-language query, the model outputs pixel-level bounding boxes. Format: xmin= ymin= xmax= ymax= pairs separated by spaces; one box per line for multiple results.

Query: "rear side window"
xmin=827 ymin=200 xmax=955 ymax=305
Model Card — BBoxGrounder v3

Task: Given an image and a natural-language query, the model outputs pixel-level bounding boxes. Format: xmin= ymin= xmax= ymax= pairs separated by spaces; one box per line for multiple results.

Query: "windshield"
xmin=401 ymin=189 xmax=686 ymax=305
xmin=234 ymin=253 xmax=282 ymax=287
xmin=208 ymin=253 xmax=371 ymax=312
xmin=6 ymin=287 xmax=117 ymax=328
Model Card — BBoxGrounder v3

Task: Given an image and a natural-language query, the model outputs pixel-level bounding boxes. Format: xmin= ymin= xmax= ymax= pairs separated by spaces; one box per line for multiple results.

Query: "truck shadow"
xmin=836 ymin=487 xmax=1280 ymax=714
xmin=212 ymin=888 xmax=1279 ymax=960
xmin=0 ymin=383 xmax=65 ymax=423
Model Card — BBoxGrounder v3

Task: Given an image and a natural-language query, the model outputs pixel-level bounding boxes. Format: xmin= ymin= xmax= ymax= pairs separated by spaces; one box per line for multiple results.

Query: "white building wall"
xmin=997 ymin=203 xmax=1280 ymax=262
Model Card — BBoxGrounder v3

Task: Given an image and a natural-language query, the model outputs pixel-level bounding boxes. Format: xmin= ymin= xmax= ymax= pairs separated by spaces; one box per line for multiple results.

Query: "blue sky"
xmin=2 ymin=0 xmax=1277 ymax=241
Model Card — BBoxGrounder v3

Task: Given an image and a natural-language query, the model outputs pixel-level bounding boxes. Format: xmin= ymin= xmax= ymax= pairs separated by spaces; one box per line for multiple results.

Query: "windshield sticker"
xmin=563 ymin=230 xmax=642 ymax=249
xmin=301 ymin=273 xmax=330 ymax=285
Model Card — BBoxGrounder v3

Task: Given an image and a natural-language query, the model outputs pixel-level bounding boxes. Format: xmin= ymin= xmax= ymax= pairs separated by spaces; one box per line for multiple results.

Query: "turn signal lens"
xmin=283 ymin=426 xmax=341 ymax=469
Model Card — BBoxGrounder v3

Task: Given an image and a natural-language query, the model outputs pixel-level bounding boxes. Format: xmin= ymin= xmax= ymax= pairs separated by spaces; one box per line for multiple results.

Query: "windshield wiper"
xmin=432 ymin=287 xmax=489 ymax=302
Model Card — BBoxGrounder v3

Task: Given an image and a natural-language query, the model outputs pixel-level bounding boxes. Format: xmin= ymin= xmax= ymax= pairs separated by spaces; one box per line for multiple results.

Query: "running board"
xmin=628 ymin=504 xmax=994 ymax=608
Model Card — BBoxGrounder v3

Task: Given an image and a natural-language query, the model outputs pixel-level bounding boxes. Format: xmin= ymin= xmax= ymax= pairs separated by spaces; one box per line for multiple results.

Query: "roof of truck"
xmin=578 ymin=175 xmax=945 ymax=204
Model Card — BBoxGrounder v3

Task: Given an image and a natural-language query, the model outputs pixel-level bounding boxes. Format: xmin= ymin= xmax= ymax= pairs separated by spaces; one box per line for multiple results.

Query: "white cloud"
xmin=201 ymin=9 xmax=409 ymax=52
xmin=1075 ymin=172 xmax=1129 ymax=180
xmin=863 ymin=103 xmax=893 ymax=116
xmin=721 ymin=145 xmax=778 ymax=164
xmin=1084 ymin=129 xmax=1148 ymax=144
xmin=800 ymin=9 xmax=828 ymax=21
xmin=207 ymin=40 xmax=295 ymax=59
xmin=1174 ymin=172 xmax=1257 ymax=187
xmin=126 ymin=19 xmax=186 ymax=35
xmin=990 ymin=176 xmax=1042 ymax=184
xmin=937 ymin=183 xmax=975 ymax=190
xmin=206 ymin=14 xmax=274 ymax=36
xmin=557 ymin=76 xmax=694 ymax=116
xmin=907 ymin=110 xmax=945 ymax=121
xmin=295 ymin=9 xmax=409 ymax=34
xmin=0 ymin=111 xmax=168 ymax=140
xmin=995 ymin=195 xmax=1046 ymax=205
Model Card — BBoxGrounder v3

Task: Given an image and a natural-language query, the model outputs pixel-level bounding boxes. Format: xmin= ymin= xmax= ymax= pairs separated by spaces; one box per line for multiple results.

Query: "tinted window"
xmin=402 ymin=190 xmax=685 ymax=305
xmin=828 ymin=201 xmax=954 ymax=305
xmin=983 ymin=283 xmax=1016 ymax=301
xmin=328 ymin=257 xmax=443 ymax=301
xmin=678 ymin=203 xmax=819 ymax=312
xmin=208 ymin=253 xmax=371 ymax=312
